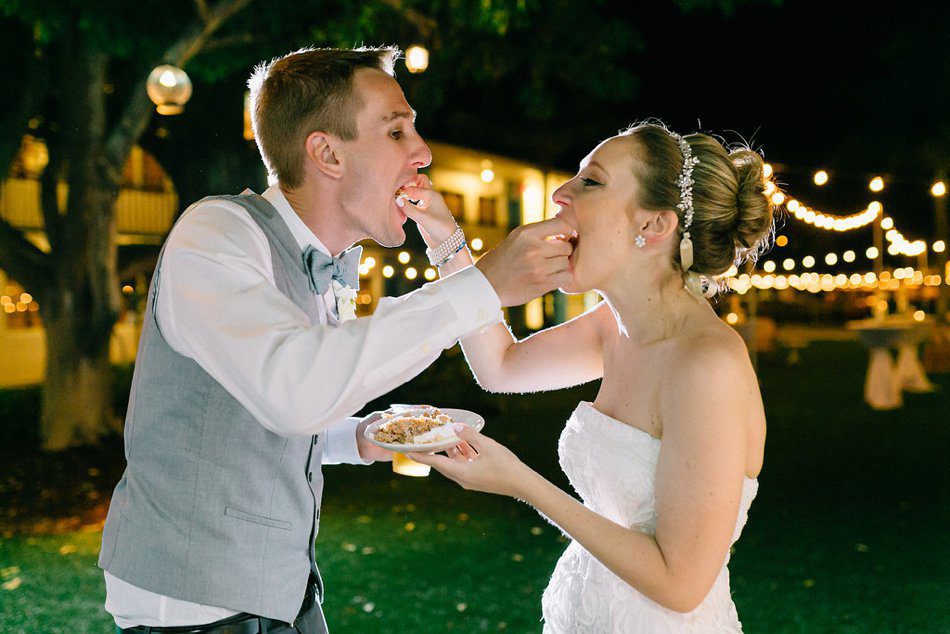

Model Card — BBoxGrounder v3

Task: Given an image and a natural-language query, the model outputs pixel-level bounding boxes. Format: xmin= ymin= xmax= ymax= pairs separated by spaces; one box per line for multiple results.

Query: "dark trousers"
xmin=117 ymin=575 xmax=327 ymax=634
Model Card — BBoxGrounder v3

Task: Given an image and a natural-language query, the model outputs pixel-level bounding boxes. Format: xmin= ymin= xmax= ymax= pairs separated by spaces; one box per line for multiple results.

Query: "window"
xmin=440 ymin=191 xmax=465 ymax=220
xmin=478 ymin=196 xmax=497 ymax=226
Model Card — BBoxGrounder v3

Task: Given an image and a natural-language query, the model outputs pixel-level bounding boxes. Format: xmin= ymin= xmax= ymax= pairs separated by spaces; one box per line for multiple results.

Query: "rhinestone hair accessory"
xmin=670 ymin=131 xmax=699 ymax=272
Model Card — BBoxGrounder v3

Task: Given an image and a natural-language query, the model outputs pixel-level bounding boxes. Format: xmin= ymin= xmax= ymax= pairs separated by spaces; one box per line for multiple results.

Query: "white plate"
xmin=364 ymin=407 xmax=485 ymax=453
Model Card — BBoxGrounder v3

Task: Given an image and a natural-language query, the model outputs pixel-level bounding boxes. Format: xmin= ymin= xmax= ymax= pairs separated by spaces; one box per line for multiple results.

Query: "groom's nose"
xmin=410 ymin=136 xmax=432 ymax=169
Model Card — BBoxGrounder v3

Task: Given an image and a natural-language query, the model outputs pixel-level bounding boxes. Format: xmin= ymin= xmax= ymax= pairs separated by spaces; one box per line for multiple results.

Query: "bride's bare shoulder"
xmin=669 ymin=319 xmax=753 ymax=379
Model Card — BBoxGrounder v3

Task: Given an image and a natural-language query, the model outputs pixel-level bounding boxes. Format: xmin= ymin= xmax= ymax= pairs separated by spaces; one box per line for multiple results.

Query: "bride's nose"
xmin=552 ymin=183 xmax=571 ymax=207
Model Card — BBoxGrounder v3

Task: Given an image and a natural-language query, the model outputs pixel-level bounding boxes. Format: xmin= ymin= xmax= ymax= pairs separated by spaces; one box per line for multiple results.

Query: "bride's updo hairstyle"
xmin=621 ymin=121 xmax=777 ymax=284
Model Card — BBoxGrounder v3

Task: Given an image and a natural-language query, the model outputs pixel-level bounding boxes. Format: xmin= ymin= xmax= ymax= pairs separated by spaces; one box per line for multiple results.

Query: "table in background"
xmin=846 ymin=318 xmax=935 ymax=410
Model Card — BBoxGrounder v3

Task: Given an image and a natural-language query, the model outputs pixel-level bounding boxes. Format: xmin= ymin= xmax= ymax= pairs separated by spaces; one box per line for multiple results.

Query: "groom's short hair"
xmin=248 ymin=46 xmax=401 ymax=187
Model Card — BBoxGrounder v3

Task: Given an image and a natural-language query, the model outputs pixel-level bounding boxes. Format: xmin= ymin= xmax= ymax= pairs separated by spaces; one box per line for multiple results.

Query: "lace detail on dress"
xmin=541 ymin=402 xmax=758 ymax=633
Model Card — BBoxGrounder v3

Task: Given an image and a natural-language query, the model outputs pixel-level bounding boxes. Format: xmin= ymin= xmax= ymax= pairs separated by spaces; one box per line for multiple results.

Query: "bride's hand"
xmin=408 ymin=424 xmax=533 ymax=498
xmin=397 ymin=174 xmax=459 ymax=247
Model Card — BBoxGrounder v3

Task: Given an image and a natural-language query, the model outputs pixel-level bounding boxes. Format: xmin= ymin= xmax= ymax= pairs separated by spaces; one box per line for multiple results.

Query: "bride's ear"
xmin=637 ymin=209 xmax=679 ymax=241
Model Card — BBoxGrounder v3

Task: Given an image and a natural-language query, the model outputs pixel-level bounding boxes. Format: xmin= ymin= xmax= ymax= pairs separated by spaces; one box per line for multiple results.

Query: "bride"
xmin=401 ymin=120 xmax=775 ymax=632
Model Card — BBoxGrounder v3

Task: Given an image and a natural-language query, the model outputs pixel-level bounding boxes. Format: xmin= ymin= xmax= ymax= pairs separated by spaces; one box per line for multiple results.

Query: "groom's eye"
xmin=390 ymin=129 xmax=404 ymax=140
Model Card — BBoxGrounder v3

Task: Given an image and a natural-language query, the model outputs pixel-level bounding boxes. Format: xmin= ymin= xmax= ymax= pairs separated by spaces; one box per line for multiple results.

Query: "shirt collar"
xmin=262 ymin=186 xmax=332 ymax=257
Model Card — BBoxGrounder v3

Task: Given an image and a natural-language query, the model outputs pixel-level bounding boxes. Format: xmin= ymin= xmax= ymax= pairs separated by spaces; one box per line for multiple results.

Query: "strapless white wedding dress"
xmin=541 ymin=401 xmax=758 ymax=633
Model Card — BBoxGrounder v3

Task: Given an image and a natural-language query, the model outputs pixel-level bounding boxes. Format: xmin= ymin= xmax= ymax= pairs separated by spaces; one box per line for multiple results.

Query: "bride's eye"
xmin=581 ymin=177 xmax=602 ymax=187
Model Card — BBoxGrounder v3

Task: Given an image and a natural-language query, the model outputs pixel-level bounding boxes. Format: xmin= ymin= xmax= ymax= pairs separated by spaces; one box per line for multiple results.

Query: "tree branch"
xmin=203 ymin=32 xmax=257 ymax=52
xmin=104 ymin=0 xmax=255 ymax=180
xmin=195 ymin=0 xmax=212 ymax=23
xmin=0 ymin=214 xmax=53 ymax=293
xmin=377 ymin=0 xmax=439 ymax=39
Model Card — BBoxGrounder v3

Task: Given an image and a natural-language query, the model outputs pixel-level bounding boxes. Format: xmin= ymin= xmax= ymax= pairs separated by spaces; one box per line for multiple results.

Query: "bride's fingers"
xmin=396 ymin=187 xmax=430 ymax=210
xmin=407 ymin=451 xmax=455 ymax=470
xmin=446 ymin=446 xmax=468 ymax=462
xmin=409 ymin=173 xmax=432 ymax=189
xmin=455 ymin=441 xmax=478 ymax=461
xmin=451 ymin=424 xmax=487 ymax=453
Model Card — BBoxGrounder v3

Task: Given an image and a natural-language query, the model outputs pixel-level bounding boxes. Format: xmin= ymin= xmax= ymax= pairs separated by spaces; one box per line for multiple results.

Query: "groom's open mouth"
xmin=394 ymin=186 xmax=420 ymax=207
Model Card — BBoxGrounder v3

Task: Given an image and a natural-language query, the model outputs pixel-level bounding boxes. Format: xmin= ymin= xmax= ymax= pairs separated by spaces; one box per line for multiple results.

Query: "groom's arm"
xmin=320 ymin=418 xmax=371 ymax=465
xmin=157 ymin=201 xmax=503 ymax=438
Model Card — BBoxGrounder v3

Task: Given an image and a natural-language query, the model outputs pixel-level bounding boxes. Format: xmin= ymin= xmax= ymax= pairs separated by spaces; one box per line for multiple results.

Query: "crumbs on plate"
xmin=374 ymin=407 xmax=454 ymax=445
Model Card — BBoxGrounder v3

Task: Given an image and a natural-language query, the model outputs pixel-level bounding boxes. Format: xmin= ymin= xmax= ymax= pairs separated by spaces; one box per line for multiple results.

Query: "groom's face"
xmin=337 ymin=68 xmax=433 ymax=247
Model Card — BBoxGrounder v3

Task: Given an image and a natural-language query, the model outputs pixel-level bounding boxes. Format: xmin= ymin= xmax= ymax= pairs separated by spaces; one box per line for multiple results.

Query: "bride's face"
xmin=553 ymin=136 xmax=642 ymax=294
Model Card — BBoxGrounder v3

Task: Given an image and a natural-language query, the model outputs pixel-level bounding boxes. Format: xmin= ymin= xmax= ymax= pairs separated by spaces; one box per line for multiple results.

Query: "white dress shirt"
xmin=105 ymin=186 xmax=502 ymax=628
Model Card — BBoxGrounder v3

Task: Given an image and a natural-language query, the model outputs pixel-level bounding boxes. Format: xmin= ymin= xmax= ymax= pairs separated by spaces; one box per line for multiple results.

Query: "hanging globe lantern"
xmin=146 ymin=65 xmax=193 ymax=115
xmin=405 ymin=45 xmax=429 ymax=74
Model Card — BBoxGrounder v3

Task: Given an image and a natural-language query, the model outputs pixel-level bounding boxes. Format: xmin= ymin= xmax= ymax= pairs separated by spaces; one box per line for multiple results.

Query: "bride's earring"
xmin=635 ymin=234 xmax=646 ymax=248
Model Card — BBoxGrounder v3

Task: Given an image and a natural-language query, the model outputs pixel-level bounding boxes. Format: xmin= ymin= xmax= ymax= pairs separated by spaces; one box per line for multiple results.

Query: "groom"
xmin=98 ymin=46 xmax=573 ymax=633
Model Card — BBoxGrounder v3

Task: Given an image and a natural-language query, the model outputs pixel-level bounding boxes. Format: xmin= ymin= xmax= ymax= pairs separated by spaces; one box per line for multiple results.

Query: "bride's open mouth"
xmin=567 ymin=231 xmax=579 ymax=264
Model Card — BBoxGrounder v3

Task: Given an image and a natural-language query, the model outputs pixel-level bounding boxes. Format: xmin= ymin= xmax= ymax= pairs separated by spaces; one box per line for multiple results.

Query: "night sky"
xmin=419 ymin=0 xmax=948 ymax=249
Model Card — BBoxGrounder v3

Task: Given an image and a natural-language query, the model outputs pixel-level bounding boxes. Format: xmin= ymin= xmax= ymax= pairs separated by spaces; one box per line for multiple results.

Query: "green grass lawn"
xmin=1 ymin=341 xmax=948 ymax=633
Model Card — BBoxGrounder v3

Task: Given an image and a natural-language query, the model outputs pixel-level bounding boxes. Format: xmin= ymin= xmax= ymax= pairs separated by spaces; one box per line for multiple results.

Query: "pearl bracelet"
xmin=426 ymin=225 xmax=467 ymax=267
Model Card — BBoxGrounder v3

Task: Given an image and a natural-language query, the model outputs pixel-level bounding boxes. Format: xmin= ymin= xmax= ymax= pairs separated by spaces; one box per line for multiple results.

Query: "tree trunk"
xmin=2 ymin=1 xmax=255 ymax=451
xmin=40 ymin=297 xmax=117 ymax=451
xmin=36 ymin=38 xmax=123 ymax=451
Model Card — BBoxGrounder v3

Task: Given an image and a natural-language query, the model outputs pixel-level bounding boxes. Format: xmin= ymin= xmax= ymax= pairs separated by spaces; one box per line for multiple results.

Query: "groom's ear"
xmin=305 ymin=130 xmax=344 ymax=179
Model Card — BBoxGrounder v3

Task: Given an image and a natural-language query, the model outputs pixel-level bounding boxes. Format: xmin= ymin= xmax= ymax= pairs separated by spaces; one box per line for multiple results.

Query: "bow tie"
xmin=303 ymin=245 xmax=362 ymax=295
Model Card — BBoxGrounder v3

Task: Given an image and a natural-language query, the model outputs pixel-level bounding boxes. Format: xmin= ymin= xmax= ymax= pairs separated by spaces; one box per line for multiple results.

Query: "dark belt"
xmin=118 ymin=612 xmax=261 ymax=634
xmin=119 ymin=574 xmax=320 ymax=634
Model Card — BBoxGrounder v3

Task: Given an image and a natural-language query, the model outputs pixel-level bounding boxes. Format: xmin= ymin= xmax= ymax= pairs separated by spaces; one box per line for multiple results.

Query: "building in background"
xmin=0 ymin=137 xmax=594 ymax=386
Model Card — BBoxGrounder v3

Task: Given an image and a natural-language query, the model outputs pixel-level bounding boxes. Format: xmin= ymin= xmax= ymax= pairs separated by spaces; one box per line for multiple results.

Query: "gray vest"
xmin=100 ymin=193 xmax=327 ymax=624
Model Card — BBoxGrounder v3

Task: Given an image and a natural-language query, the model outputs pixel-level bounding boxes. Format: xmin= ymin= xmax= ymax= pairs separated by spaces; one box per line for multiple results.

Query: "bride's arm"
xmin=401 ymin=181 xmax=607 ymax=394
xmin=446 ymin=245 xmax=608 ymax=393
xmin=411 ymin=341 xmax=751 ymax=613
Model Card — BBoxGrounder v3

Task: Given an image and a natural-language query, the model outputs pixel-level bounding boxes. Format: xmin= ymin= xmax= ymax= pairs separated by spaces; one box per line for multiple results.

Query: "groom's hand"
xmin=475 ymin=217 xmax=575 ymax=307
xmin=355 ymin=412 xmax=394 ymax=463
